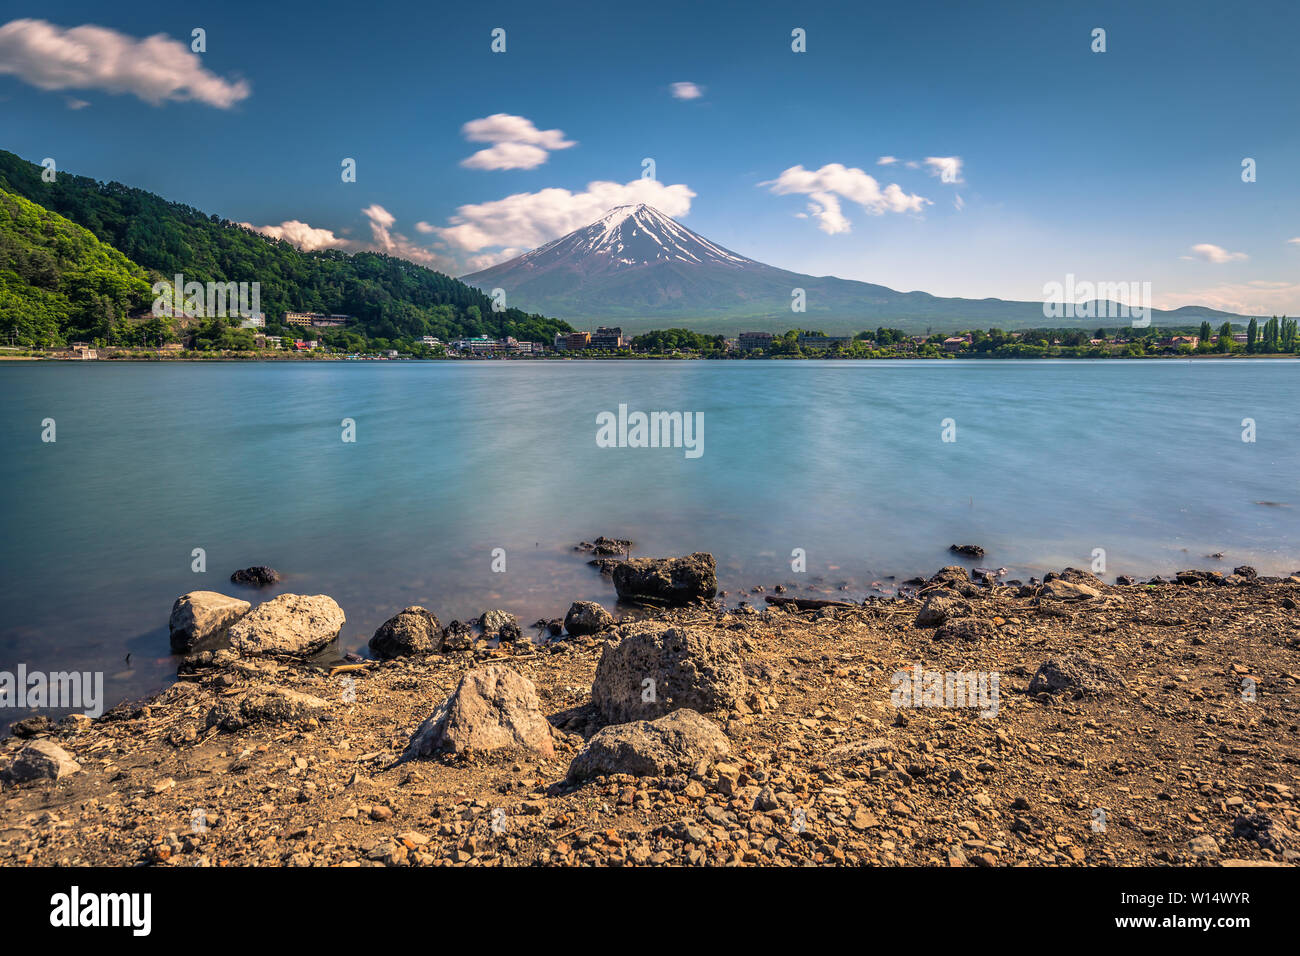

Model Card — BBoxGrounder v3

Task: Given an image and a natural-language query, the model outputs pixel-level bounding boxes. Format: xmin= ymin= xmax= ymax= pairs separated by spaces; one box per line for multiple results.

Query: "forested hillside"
xmin=0 ymin=187 xmax=155 ymax=347
xmin=0 ymin=151 xmax=570 ymax=348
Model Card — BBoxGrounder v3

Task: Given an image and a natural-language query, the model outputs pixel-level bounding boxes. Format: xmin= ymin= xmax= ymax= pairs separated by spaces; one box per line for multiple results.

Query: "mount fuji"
xmin=461 ymin=204 xmax=1242 ymax=335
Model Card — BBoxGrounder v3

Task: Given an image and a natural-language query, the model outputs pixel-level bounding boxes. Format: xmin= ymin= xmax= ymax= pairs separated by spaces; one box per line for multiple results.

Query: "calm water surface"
xmin=2 ymin=359 xmax=1297 ymax=722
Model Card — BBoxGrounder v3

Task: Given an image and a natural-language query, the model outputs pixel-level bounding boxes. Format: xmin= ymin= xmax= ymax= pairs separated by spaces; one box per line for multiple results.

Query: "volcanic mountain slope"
xmin=462 ymin=204 xmax=1243 ymax=335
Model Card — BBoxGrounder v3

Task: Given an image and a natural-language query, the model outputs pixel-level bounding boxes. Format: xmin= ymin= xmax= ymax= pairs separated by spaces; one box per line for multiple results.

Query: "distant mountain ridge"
xmin=463 ymin=204 xmax=1248 ymax=335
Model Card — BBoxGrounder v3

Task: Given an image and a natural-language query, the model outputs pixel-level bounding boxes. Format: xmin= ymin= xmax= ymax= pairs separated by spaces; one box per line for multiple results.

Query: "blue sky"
xmin=2 ymin=0 xmax=1298 ymax=313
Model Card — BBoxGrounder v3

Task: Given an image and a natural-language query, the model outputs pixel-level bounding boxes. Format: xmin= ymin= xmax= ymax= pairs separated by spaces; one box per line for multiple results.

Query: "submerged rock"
xmin=577 ymin=536 xmax=632 ymax=556
xmin=230 ymin=566 xmax=280 ymax=586
xmin=568 ymin=709 xmax=729 ymax=780
xmin=611 ymin=552 xmax=717 ymax=605
xmin=564 ymin=601 xmax=614 ymax=636
xmin=591 ymin=624 xmax=746 ymax=723
xmin=404 ymin=664 xmax=554 ymax=758
xmin=227 ymin=593 xmax=345 ymax=657
xmin=369 ymin=606 xmax=442 ymax=659
xmin=168 ymin=591 xmax=251 ymax=652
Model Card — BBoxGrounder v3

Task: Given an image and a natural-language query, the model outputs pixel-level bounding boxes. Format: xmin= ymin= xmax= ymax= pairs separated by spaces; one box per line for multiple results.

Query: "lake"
xmin=2 ymin=358 xmax=1297 ymax=724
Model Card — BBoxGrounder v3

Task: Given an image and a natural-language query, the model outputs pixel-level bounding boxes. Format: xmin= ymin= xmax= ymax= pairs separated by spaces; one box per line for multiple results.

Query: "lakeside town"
xmin=9 ymin=311 xmax=1298 ymax=362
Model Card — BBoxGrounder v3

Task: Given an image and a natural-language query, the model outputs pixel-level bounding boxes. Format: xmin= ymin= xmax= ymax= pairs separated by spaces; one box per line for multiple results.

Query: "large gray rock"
xmin=591 ymin=624 xmax=746 ymax=723
xmin=564 ymin=600 xmax=614 ymax=636
xmin=227 ymin=593 xmax=345 ymax=657
xmin=205 ymin=687 xmax=330 ymax=731
xmin=568 ymin=709 xmax=729 ymax=780
xmin=404 ymin=665 xmax=554 ymax=758
xmin=369 ymin=606 xmax=441 ymax=659
xmin=1028 ymin=656 xmax=1125 ymax=696
xmin=169 ymin=591 xmax=251 ymax=652
xmin=611 ymin=552 xmax=717 ymax=605
xmin=1 ymin=739 xmax=81 ymax=782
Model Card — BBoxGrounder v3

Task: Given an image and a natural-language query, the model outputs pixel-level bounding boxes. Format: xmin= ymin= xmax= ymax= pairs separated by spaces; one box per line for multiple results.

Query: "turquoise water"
xmin=2 ymin=358 xmax=1298 ymax=720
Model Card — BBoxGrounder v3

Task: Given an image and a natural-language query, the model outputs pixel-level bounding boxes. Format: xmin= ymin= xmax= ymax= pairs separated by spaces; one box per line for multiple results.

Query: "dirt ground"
xmin=2 ymin=569 xmax=1297 ymax=867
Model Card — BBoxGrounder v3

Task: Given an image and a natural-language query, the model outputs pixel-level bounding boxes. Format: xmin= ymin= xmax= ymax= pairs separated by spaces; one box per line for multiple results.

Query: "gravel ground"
xmin=2 ymin=570 xmax=1297 ymax=867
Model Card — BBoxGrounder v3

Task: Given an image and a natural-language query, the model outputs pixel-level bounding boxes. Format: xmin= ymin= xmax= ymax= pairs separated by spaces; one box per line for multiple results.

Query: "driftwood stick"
xmin=763 ymin=595 xmax=859 ymax=610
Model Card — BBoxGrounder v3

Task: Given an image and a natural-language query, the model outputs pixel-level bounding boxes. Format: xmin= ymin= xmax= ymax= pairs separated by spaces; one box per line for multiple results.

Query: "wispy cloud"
xmin=1287 ymin=237 xmax=1300 ymax=245
xmin=361 ymin=204 xmax=439 ymax=265
xmin=1184 ymin=243 xmax=1248 ymax=263
xmin=459 ymin=114 xmax=576 ymax=170
xmin=670 ymin=81 xmax=704 ymax=100
xmin=877 ymin=156 xmax=898 ymax=166
xmin=761 ymin=163 xmax=929 ymax=234
xmin=1156 ymin=280 xmax=1300 ymax=315
xmin=433 ymin=179 xmax=696 ymax=260
xmin=0 ymin=18 xmax=249 ymax=108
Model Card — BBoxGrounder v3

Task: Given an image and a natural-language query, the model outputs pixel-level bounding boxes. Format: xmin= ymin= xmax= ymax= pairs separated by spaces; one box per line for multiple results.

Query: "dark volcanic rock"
xmin=949 ymin=544 xmax=985 ymax=558
xmin=8 ymin=716 xmax=53 ymax=739
xmin=611 ymin=552 xmax=717 ymax=605
xmin=1028 ymin=656 xmax=1126 ymax=697
xmin=564 ymin=601 xmax=614 ymax=636
xmin=369 ymin=606 xmax=442 ymax=659
xmin=230 ymin=566 xmax=280 ymax=586
xmin=576 ymin=536 xmax=632 ymax=556
xmin=441 ymin=620 xmax=475 ymax=652
xmin=205 ymin=687 xmax=330 ymax=732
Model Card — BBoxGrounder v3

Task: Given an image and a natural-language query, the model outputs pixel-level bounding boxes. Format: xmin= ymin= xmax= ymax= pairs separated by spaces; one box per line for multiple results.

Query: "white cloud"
xmin=242 ymin=220 xmax=351 ymax=253
xmin=64 ymin=96 xmax=89 ymax=110
xmin=877 ymin=156 xmax=898 ymax=166
xmin=433 ymin=179 xmax=696 ymax=254
xmin=1185 ymin=243 xmax=1248 ymax=264
xmin=245 ymin=209 xmax=446 ymax=268
xmin=362 ymin=204 xmax=439 ymax=265
xmin=461 ymin=142 xmax=550 ymax=171
xmin=761 ymin=163 xmax=929 ymax=233
xmin=1287 ymin=237 xmax=1300 ymax=245
xmin=924 ymin=156 xmax=964 ymax=184
xmin=953 ymin=194 xmax=965 ymax=211
xmin=670 ymin=81 xmax=703 ymax=100
xmin=459 ymin=114 xmax=576 ymax=170
xmin=0 ymin=18 xmax=250 ymax=108
xmin=1156 ymin=280 xmax=1300 ymax=315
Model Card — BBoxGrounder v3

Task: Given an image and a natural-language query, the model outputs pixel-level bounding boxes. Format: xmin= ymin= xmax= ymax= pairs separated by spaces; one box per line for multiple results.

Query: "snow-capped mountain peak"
xmin=514 ymin=204 xmax=753 ymax=271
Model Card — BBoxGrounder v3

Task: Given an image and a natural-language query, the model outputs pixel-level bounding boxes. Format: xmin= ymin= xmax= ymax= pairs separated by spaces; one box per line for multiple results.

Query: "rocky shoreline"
xmin=1 ymin=557 xmax=1297 ymax=867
